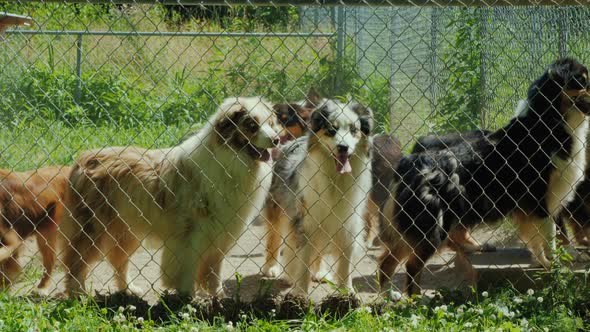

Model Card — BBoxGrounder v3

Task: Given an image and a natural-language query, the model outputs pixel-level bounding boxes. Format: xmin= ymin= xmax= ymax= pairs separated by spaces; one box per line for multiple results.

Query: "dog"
xmin=0 ymin=166 xmax=70 ymax=294
xmin=60 ymin=97 xmax=280 ymax=297
xmin=411 ymin=129 xmax=494 ymax=254
xmin=379 ymin=58 xmax=590 ymax=297
xmin=261 ymin=98 xmax=373 ymax=296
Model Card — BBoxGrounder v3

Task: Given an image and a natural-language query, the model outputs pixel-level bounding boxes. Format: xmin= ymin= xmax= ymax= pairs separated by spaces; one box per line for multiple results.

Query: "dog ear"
xmin=304 ymin=87 xmax=322 ymax=108
xmin=215 ymin=107 xmax=246 ymax=139
xmin=351 ymin=103 xmax=374 ymax=135
xmin=273 ymin=103 xmax=292 ymax=125
xmin=294 ymin=104 xmax=313 ymax=124
xmin=310 ymin=105 xmax=330 ymax=133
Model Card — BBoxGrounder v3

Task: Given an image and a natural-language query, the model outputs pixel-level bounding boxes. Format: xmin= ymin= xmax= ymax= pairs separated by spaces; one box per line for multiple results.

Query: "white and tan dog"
xmin=60 ymin=97 xmax=280 ymax=297
xmin=262 ymin=99 xmax=373 ymax=296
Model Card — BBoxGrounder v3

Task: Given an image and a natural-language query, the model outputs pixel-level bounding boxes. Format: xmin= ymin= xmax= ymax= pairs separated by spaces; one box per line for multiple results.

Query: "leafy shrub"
xmin=434 ymin=8 xmax=485 ymax=132
xmin=163 ymin=5 xmax=298 ymax=31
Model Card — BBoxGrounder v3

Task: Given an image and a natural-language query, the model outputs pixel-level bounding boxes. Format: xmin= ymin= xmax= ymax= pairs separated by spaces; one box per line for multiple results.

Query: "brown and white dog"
xmin=60 ymin=97 xmax=280 ymax=297
xmin=0 ymin=166 xmax=70 ymax=294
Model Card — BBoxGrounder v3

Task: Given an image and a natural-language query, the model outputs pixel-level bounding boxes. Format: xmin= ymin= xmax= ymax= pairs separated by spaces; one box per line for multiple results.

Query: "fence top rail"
xmin=3 ymin=29 xmax=335 ymax=37
xmin=16 ymin=0 xmax=590 ymax=7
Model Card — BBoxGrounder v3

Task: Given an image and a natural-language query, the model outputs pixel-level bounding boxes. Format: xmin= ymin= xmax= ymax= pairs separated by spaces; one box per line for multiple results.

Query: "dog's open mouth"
xmin=246 ymin=144 xmax=273 ymax=162
xmin=334 ymin=153 xmax=352 ymax=174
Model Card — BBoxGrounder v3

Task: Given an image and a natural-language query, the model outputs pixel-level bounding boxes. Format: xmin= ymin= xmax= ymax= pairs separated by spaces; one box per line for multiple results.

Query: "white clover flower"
xmin=127 ymin=305 xmax=136 ymax=312
xmin=481 ymin=291 xmax=489 ymax=298
xmin=190 ymin=327 xmax=199 ymax=332
xmin=356 ymin=306 xmax=372 ymax=314
xmin=137 ymin=317 xmax=144 ymax=324
xmin=241 ymin=314 xmax=248 ymax=320
xmin=118 ymin=306 xmax=125 ymax=313
xmin=226 ymin=321 xmax=234 ymax=330
xmin=490 ymin=314 xmax=496 ymax=320
xmin=520 ymin=318 xmax=529 ymax=327
xmin=389 ymin=290 xmax=403 ymax=301
xmin=527 ymin=289 xmax=534 ymax=296
xmin=181 ymin=312 xmax=190 ymax=320
xmin=496 ymin=305 xmax=510 ymax=317
xmin=409 ymin=314 xmax=419 ymax=328
xmin=113 ymin=314 xmax=126 ymax=323
xmin=537 ymin=297 xmax=544 ymax=303
xmin=186 ymin=304 xmax=197 ymax=314
xmin=464 ymin=322 xmax=473 ymax=328
xmin=457 ymin=307 xmax=464 ymax=315
xmin=382 ymin=312 xmax=391 ymax=320
xmin=513 ymin=296 xmax=523 ymax=304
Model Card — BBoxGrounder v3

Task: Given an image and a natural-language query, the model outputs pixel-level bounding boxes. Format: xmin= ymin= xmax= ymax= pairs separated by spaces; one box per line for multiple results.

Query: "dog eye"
xmin=326 ymin=127 xmax=337 ymax=137
xmin=350 ymin=125 xmax=358 ymax=135
xmin=244 ymin=119 xmax=259 ymax=132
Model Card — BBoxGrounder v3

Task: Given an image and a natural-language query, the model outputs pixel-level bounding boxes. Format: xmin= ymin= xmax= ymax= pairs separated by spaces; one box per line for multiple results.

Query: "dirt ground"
xmin=9 ymin=222 xmax=531 ymax=304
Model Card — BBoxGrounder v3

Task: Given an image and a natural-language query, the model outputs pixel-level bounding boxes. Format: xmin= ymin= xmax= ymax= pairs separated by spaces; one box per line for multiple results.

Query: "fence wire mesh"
xmin=0 ymin=1 xmax=589 ymax=305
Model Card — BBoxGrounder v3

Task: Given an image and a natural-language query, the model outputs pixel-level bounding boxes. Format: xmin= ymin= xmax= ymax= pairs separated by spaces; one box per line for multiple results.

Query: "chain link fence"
xmin=0 ymin=1 xmax=589 ymax=305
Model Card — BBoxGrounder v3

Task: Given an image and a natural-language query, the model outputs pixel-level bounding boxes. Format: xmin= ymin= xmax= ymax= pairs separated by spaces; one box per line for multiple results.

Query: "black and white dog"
xmin=379 ymin=58 xmax=590 ymax=296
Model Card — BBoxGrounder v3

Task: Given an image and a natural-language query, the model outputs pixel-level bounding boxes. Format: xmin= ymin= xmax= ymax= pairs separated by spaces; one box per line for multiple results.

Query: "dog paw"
xmin=381 ymin=289 xmax=404 ymax=302
xmin=125 ymin=283 xmax=144 ymax=297
xmin=33 ymin=286 xmax=50 ymax=297
xmin=262 ymin=264 xmax=282 ymax=278
xmin=312 ymin=270 xmax=335 ymax=284
xmin=53 ymin=291 xmax=69 ymax=300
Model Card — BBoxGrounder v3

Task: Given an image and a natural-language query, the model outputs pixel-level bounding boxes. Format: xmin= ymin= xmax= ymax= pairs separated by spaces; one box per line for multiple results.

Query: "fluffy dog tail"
xmin=395 ymin=152 xmax=465 ymax=246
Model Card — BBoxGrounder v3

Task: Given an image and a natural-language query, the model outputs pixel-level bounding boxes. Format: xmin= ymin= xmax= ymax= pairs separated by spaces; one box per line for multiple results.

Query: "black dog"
xmin=379 ymin=58 xmax=590 ymax=296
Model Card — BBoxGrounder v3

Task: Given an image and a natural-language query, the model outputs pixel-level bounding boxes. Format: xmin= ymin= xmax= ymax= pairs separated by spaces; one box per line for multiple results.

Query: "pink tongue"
xmin=336 ymin=154 xmax=352 ymax=174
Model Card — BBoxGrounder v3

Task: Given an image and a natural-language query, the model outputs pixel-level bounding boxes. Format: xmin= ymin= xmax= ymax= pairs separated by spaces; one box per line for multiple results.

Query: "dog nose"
xmin=337 ymin=144 xmax=349 ymax=154
xmin=272 ymin=137 xmax=281 ymax=146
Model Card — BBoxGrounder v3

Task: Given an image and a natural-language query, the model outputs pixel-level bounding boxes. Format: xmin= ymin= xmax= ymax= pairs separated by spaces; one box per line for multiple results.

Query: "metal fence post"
xmin=74 ymin=33 xmax=83 ymax=104
xmin=335 ymin=6 xmax=345 ymax=94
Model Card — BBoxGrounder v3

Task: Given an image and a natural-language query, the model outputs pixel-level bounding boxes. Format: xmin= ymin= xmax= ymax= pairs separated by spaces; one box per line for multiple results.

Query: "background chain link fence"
xmin=0 ymin=1 xmax=588 ymax=304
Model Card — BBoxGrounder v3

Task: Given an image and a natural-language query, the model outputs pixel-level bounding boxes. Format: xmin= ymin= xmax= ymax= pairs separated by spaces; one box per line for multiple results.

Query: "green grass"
xmin=0 ymin=121 xmax=193 ymax=171
xmin=0 ymin=286 xmax=585 ymax=331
